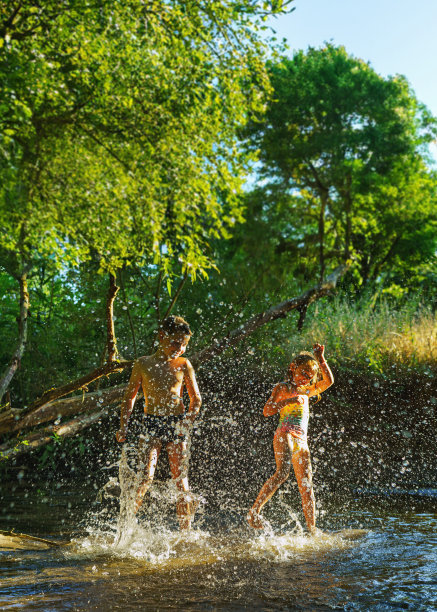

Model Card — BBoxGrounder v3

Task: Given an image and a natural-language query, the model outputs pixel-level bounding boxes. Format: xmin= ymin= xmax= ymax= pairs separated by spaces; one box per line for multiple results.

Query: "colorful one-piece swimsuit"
xmin=276 ymin=387 xmax=310 ymax=444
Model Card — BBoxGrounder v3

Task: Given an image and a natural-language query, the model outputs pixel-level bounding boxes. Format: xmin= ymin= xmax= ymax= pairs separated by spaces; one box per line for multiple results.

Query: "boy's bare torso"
xmin=137 ymin=355 xmax=188 ymax=416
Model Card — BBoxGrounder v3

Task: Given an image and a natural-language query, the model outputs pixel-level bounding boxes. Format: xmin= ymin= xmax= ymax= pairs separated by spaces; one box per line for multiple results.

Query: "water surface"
xmin=1 ymin=480 xmax=436 ymax=610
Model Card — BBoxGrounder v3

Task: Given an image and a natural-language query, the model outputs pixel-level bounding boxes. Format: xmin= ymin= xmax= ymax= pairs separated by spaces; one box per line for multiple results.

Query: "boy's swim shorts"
xmin=140 ymin=414 xmax=189 ymax=444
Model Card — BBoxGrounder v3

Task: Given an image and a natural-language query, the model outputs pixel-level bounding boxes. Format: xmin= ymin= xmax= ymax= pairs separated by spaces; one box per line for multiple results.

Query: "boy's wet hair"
xmin=160 ymin=315 xmax=192 ymax=336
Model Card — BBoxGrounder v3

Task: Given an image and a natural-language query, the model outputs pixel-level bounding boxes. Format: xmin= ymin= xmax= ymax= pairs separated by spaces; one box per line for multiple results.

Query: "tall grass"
xmin=275 ymin=295 xmax=437 ymax=377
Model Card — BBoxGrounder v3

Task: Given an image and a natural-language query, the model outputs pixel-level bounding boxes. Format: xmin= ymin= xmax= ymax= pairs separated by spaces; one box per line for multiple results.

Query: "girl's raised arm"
xmin=308 ymin=343 xmax=334 ymax=398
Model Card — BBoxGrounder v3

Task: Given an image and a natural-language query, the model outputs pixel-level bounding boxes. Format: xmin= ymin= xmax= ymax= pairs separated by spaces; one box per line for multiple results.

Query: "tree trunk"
xmin=344 ymin=174 xmax=353 ymax=260
xmin=318 ymin=191 xmax=327 ymax=283
xmin=163 ymin=269 xmax=188 ymax=319
xmin=119 ymin=268 xmax=137 ymax=359
xmin=26 ymin=275 xmax=126 ymax=412
xmin=106 ymin=273 xmax=120 ymax=362
xmin=154 ymin=270 xmax=162 ymax=323
xmin=306 ymin=162 xmax=329 ymax=284
xmin=0 ymin=271 xmax=30 ymax=404
xmin=370 ymin=235 xmax=400 ymax=283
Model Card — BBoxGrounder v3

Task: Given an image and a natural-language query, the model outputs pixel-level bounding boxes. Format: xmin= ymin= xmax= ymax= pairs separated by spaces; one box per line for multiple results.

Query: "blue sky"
xmin=268 ymin=0 xmax=437 ymax=119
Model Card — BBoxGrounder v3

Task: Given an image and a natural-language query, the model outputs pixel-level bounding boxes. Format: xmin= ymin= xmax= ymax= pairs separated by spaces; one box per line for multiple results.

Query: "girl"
xmin=247 ymin=343 xmax=334 ymax=534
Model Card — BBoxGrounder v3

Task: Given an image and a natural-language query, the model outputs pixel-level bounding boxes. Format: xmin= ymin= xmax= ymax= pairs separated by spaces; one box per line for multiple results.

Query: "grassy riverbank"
xmin=252 ymin=294 xmax=437 ymax=380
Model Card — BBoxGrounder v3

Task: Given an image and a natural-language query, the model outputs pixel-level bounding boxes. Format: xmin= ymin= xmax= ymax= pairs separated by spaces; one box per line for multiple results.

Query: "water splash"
xmin=69 ymin=439 xmax=368 ymax=570
xmin=114 ymin=446 xmax=138 ymax=547
xmin=70 ymin=522 xmax=366 ymax=571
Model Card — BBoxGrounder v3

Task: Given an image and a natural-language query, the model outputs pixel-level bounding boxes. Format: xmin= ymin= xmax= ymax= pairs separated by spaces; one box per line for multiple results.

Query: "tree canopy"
xmin=242 ymin=45 xmax=437 ymax=290
xmin=0 ymin=0 xmax=293 ymax=402
xmin=1 ymin=0 xmax=291 ymax=279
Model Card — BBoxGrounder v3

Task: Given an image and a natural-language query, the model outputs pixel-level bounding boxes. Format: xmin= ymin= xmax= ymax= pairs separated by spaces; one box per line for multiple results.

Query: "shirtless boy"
xmin=116 ymin=315 xmax=201 ymax=530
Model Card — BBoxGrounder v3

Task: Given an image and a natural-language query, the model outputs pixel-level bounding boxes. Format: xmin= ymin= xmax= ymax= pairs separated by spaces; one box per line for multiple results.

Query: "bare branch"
xmin=190 ymin=265 xmax=348 ymax=367
xmin=163 ymin=269 xmax=188 ymax=319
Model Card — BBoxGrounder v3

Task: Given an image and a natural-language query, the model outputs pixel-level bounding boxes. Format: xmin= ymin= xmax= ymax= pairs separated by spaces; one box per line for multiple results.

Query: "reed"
xmin=277 ymin=295 xmax=437 ymax=376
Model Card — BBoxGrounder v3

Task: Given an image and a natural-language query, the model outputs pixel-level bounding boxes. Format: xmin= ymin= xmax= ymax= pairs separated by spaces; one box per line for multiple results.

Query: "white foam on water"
xmin=68 ymin=521 xmax=364 ymax=570
xmin=246 ymin=528 xmax=365 ymax=561
xmin=66 ymin=446 xmax=366 ymax=569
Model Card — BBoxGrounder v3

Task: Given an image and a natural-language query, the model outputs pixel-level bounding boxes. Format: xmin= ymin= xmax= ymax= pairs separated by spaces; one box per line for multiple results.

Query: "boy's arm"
xmin=116 ymin=360 xmax=142 ymax=443
xmin=183 ymin=359 xmax=202 ymax=425
xmin=308 ymin=343 xmax=334 ymax=398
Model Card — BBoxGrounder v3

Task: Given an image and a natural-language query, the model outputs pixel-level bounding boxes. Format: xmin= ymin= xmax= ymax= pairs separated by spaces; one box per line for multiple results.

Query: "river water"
xmin=1 ymin=477 xmax=436 ymax=611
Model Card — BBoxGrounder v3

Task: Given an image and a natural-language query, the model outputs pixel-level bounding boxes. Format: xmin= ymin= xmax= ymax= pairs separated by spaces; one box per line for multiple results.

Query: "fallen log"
xmin=190 ymin=265 xmax=347 ymax=366
xmin=0 ymin=405 xmax=110 ymax=460
xmin=1 ymin=385 xmax=126 ymax=435
xmin=28 ymin=361 xmax=132 ymax=414
xmin=0 ymin=529 xmax=67 ymax=550
xmin=0 ymin=406 xmax=26 ymax=433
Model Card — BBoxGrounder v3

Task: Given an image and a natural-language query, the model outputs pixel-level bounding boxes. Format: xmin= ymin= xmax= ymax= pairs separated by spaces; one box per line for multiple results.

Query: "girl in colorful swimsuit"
xmin=247 ymin=343 xmax=334 ymax=534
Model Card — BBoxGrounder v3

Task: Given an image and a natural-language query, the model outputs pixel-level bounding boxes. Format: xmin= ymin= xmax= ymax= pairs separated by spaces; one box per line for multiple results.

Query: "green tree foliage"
xmin=242 ymin=45 xmax=437 ymax=290
xmin=1 ymin=0 xmax=291 ymax=278
xmin=3 ymin=22 xmax=437 ymax=412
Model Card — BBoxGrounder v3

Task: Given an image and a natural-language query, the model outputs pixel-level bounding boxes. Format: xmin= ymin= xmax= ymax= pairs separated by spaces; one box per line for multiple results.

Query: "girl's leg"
xmin=134 ymin=438 xmax=161 ymax=513
xmin=292 ymin=447 xmax=316 ymax=533
xmin=167 ymin=440 xmax=196 ymax=530
xmin=247 ymin=432 xmax=292 ymax=528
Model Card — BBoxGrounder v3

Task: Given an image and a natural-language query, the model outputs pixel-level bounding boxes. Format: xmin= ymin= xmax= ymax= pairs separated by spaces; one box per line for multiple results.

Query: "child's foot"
xmin=188 ymin=497 xmax=200 ymax=518
xmin=134 ymin=482 xmax=150 ymax=513
xmin=177 ymin=495 xmax=200 ymax=530
xmin=247 ymin=508 xmax=264 ymax=529
xmin=309 ymin=526 xmax=323 ymax=537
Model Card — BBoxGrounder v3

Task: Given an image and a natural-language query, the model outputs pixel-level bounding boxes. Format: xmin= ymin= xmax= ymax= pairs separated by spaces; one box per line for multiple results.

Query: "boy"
xmin=116 ymin=315 xmax=201 ymax=530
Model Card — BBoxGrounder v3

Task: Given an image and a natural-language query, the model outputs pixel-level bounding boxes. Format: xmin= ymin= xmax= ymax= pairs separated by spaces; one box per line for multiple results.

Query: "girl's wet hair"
xmin=289 ymin=351 xmax=320 ymax=384
xmin=288 ymin=351 xmax=322 ymax=402
xmin=160 ymin=315 xmax=192 ymax=336
xmin=293 ymin=351 xmax=319 ymax=369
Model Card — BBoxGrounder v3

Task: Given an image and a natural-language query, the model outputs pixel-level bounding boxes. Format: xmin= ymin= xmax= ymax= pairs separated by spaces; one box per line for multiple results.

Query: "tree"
xmin=243 ymin=44 xmax=437 ymax=288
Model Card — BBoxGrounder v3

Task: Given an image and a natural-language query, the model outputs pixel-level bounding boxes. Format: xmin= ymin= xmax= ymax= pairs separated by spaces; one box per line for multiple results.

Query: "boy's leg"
xmin=167 ymin=440 xmax=195 ymax=530
xmin=292 ymin=447 xmax=316 ymax=533
xmin=134 ymin=437 xmax=162 ymax=513
xmin=247 ymin=432 xmax=292 ymax=528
